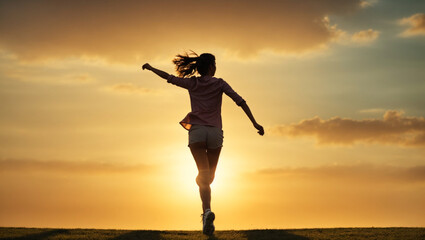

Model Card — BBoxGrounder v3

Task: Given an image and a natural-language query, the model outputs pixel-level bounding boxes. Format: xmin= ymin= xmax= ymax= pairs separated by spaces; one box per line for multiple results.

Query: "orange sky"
xmin=1 ymin=0 xmax=425 ymax=230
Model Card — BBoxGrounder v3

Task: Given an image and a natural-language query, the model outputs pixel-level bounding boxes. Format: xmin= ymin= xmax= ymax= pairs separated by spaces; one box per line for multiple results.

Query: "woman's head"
xmin=173 ymin=51 xmax=216 ymax=77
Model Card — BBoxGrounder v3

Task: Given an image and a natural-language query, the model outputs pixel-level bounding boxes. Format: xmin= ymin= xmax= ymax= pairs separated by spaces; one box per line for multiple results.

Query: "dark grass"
xmin=1 ymin=227 xmax=424 ymax=240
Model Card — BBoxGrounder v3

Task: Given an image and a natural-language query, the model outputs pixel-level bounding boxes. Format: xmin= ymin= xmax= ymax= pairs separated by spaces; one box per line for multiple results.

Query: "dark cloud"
xmin=270 ymin=110 xmax=425 ymax=147
xmin=0 ymin=158 xmax=152 ymax=174
xmin=0 ymin=0 xmax=363 ymax=62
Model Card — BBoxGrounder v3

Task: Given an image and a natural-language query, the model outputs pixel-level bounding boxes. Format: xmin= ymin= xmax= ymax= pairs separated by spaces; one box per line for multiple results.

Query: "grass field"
xmin=1 ymin=227 xmax=424 ymax=240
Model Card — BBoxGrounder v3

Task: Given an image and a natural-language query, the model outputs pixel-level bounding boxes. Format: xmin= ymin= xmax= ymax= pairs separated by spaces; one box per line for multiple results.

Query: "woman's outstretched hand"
xmin=141 ymin=63 xmax=170 ymax=80
xmin=142 ymin=63 xmax=152 ymax=70
xmin=254 ymin=123 xmax=264 ymax=136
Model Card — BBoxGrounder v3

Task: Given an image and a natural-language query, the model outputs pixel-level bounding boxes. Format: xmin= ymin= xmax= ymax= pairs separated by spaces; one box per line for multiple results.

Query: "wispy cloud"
xmin=358 ymin=108 xmax=386 ymax=114
xmin=351 ymin=29 xmax=380 ymax=43
xmin=72 ymin=74 xmax=96 ymax=84
xmin=3 ymin=68 xmax=97 ymax=85
xmin=101 ymin=83 xmax=157 ymax=95
xmin=360 ymin=1 xmax=372 ymax=8
xmin=399 ymin=13 xmax=425 ymax=37
xmin=359 ymin=0 xmax=378 ymax=8
xmin=335 ymin=28 xmax=380 ymax=45
xmin=0 ymin=159 xmax=152 ymax=174
xmin=0 ymin=0 xmax=365 ymax=62
xmin=332 ymin=28 xmax=380 ymax=46
xmin=270 ymin=110 xmax=425 ymax=147
xmin=256 ymin=164 xmax=425 ymax=183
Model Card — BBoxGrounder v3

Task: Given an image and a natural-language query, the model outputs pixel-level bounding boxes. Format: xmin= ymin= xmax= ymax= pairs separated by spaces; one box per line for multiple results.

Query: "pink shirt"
xmin=167 ymin=75 xmax=245 ymax=130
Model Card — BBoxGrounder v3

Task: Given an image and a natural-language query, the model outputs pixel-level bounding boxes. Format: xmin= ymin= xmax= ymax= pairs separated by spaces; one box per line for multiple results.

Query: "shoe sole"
xmin=203 ymin=212 xmax=215 ymax=236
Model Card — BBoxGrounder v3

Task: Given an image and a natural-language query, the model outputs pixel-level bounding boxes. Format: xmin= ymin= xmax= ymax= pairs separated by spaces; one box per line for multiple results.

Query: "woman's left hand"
xmin=254 ymin=123 xmax=264 ymax=136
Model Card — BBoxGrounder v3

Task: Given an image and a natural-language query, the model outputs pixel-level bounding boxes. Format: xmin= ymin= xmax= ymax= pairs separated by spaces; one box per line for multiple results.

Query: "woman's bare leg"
xmin=207 ymin=147 xmax=222 ymax=185
xmin=190 ymin=142 xmax=223 ymax=213
xmin=190 ymin=142 xmax=211 ymax=212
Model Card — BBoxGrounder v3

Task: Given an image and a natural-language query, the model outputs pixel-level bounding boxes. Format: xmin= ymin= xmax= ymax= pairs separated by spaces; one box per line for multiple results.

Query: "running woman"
xmin=142 ymin=52 xmax=264 ymax=236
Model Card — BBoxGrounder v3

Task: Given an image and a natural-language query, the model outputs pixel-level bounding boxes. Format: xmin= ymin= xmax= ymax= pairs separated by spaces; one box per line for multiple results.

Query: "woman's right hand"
xmin=254 ymin=123 xmax=264 ymax=136
xmin=142 ymin=63 xmax=152 ymax=70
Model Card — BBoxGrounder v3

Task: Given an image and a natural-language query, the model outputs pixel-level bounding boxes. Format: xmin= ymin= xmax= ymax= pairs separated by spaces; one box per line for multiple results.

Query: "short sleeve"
xmin=222 ymin=80 xmax=245 ymax=106
xmin=167 ymin=75 xmax=193 ymax=90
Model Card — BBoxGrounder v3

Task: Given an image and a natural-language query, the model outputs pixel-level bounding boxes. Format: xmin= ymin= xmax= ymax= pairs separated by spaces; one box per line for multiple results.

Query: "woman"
xmin=142 ymin=52 xmax=264 ymax=236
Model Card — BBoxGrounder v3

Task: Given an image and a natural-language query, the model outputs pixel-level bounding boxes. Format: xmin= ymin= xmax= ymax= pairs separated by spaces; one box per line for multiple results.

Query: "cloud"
xmin=360 ymin=1 xmax=372 ymax=8
xmin=107 ymin=83 xmax=154 ymax=95
xmin=399 ymin=13 xmax=425 ymax=37
xmin=72 ymin=74 xmax=96 ymax=84
xmin=358 ymin=108 xmax=386 ymax=114
xmin=0 ymin=0 xmax=365 ymax=63
xmin=0 ymin=158 xmax=152 ymax=174
xmin=359 ymin=0 xmax=378 ymax=8
xmin=270 ymin=110 xmax=425 ymax=147
xmin=351 ymin=29 xmax=380 ymax=43
xmin=256 ymin=164 xmax=425 ymax=183
xmin=1 ymin=59 xmax=97 ymax=85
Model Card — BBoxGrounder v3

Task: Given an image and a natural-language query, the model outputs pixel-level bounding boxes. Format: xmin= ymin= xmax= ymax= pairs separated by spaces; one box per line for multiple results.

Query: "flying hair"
xmin=173 ymin=51 xmax=215 ymax=77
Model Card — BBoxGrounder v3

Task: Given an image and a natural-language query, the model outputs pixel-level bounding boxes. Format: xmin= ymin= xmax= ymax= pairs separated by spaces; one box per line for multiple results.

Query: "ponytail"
xmin=173 ymin=51 xmax=199 ymax=77
xmin=173 ymin=51 xmax=216 ymax=77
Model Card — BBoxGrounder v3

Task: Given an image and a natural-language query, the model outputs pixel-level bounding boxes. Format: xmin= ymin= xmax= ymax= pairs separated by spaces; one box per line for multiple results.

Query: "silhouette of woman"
xmin=142 ymin=52 xmax=264 ymax=235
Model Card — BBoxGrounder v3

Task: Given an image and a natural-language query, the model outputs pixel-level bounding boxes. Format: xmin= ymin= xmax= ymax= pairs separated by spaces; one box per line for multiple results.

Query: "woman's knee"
xmin=196 ymin=170 xmax=210 ymax=187
xmin=209 ymin=172 xmax=215 ymax=184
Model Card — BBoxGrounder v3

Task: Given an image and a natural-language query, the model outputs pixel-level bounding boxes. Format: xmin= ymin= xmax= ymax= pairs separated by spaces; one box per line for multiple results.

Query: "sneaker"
xmin=202 ymin=210 xmax=215 ymax=236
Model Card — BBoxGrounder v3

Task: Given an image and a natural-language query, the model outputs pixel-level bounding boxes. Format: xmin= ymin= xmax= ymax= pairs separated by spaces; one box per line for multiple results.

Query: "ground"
xmin=0 ymin=227 xmax=424 ymax=240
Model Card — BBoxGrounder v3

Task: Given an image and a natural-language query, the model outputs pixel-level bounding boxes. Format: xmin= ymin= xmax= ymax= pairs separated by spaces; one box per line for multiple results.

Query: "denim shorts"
xmin=188 ymin=124 xmax=223 ymax=149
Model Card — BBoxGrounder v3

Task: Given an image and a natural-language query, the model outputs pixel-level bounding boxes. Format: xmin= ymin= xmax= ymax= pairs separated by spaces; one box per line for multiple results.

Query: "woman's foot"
xmin=202 ymin=209 xmax=215 ymax=236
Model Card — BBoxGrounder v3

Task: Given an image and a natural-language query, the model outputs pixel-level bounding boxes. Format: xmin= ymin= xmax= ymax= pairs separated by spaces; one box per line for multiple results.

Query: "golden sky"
xmin=1 ymin=0 xmax=425 ymax=230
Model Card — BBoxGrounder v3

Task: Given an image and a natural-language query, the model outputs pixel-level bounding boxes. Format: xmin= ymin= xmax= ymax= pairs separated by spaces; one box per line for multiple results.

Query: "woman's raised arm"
xmin=142 ymin=63 xmax=170 ymax=80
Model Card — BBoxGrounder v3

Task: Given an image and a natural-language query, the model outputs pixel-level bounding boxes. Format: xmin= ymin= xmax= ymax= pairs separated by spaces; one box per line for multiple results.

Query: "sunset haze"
xmin=1 ymin=0 xmax=425 ymax=230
